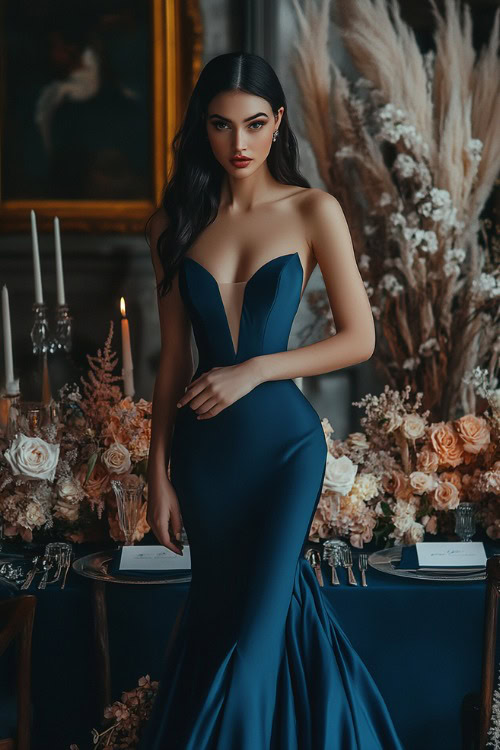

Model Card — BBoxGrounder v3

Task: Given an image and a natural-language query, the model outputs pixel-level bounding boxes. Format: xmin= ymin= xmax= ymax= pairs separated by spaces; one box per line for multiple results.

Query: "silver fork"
xmin=342 ymin=548 xmax=358 ymax=586
xmin=358 ymin=553 xmax=368 ymax=587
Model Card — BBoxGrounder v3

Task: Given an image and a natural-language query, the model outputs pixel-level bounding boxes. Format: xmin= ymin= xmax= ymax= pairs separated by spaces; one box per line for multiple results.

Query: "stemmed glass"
xmin=110 ymin=476 xmax=146 ymax=546
xmin=454 ymin=502 xmax=477 ymax=542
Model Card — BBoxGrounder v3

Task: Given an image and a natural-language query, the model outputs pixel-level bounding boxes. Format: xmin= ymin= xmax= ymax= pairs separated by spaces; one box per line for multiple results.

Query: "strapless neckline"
xmin=181 ymin=251 xmax=303 ymax=288
xmin=181 ymin=251 xmax=304 ymax=361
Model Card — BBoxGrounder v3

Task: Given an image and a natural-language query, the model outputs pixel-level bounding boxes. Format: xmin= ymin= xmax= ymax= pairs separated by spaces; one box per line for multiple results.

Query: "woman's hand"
xmin=176 ymin=359 xmax=263 ymax=419
xmin=146 ymin=472 xmax=184 ymax=555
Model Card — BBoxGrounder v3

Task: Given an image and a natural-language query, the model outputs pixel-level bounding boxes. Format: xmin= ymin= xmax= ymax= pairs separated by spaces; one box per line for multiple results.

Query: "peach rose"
xmin=429 ymin=422 xmax=464 ymax=468
xmin=409 ymin=471 xmax=438 ymax=495
xmin=440 ymin=470 xmax=463 ymax=496
xmin=455 ymin=415 xmax=490 ymax=455
xmin=402 ymin=414 xmax=426 ymax=441
xmin=77 ymin=462 xmax=110 ymax=499
xmin=431 ymin=480 xmax=460 ymax=511
xmin=383 ymin=470 xmax=414 ymax=501
xmin=102 ymin=442 xmax=132 ymax=475
xmin=417 ymin=446 xmax=440 ymax=473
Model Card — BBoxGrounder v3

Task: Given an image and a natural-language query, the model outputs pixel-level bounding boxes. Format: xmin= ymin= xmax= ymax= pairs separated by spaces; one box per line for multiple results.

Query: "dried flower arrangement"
xmin=0 ymin=322 xmax=151 ymax=544
xmin=292 ymin=0 xmax=499 ymax=421
xmin=309 ymin=371 xmax=500 ymax=548
xmin=70 ymin=674 xmax=158 ymax=750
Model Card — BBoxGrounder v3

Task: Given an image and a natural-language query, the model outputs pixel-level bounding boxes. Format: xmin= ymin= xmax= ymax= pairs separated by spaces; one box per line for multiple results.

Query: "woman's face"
xmin=205 ymin=90 xmax=284 ymax=176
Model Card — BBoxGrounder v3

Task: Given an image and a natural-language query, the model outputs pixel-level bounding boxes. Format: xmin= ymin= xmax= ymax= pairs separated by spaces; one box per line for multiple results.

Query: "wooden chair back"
xmin=0 ymin=595 xmax=36 ymax=750
xmin=480 ymin=555 xmax=500 ymax=749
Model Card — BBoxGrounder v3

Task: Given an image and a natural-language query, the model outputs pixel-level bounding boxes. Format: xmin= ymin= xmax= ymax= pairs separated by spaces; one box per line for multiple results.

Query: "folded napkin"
xmin=108 ymin=548 xmax=191 ymax=580
xmin=395 ymin=545 xmax=485 ymax=572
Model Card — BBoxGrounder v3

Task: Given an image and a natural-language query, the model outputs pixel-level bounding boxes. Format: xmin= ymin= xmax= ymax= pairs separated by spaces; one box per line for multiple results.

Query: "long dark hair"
xmin=146 ymin=51 xmax=311 ymax=297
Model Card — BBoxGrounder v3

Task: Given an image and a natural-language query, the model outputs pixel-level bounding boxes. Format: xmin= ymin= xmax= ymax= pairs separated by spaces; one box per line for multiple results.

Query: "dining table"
xmin=0 ymin=530 xmax=498 ymax=750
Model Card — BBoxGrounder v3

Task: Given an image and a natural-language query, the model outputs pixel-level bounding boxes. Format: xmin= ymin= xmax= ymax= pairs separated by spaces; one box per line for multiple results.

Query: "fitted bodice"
xmin=179 ymin=251 xmax=304 ymax=371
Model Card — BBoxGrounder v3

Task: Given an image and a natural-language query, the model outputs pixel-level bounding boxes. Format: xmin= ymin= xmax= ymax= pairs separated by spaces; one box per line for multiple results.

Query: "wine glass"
xmin=110 ymin=476 xmax=146 ymax=546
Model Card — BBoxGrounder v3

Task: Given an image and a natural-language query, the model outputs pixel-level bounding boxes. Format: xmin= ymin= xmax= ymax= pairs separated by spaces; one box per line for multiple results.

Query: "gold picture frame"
xmin=0 ymin=0 xmax=202 ymax=233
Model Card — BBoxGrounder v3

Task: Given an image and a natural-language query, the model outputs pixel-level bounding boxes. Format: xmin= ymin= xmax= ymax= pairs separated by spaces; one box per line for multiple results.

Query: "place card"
xmin=416 ymin=542 xmax=486 ymax=569
xmin=119 ymin=544 xmax=191 ymax=572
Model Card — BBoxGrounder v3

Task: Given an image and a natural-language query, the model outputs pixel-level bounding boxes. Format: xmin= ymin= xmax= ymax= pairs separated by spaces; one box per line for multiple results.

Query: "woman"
xmin=140 ymin=52 xmax=404 ymax=750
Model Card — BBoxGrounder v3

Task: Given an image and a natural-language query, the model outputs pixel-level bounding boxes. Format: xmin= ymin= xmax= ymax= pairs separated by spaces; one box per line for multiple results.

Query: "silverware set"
xmin=19 ymin=542 xmax=73 ymax=590
xmin=305 ymin=544 xmax=370 ymax=587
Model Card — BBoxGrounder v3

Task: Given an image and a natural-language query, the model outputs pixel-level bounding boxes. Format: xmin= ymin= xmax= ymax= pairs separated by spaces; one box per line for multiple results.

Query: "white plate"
xmin=368 ymin=545 xmax=486 ymax=582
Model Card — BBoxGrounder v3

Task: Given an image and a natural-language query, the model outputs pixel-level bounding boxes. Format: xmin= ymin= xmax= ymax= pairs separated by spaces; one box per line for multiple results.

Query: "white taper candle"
xmin=54 ymin=216 xmax=66 ymax=306
xmin=30 ymin=209 xmax=44 ymax=304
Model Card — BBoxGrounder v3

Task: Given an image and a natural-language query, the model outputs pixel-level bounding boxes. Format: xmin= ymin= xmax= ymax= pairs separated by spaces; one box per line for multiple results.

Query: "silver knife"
xmin=20 ymin=555 xmax=40 ymax=590
xmin=60 ymin=553 xmax=73 ymax=589
xmin=38 ymin=560 xmax=54 ymax=589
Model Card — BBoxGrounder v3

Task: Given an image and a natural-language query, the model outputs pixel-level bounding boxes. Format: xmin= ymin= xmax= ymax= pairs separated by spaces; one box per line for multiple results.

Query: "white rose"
xmin=4 ymin=433 xmax=60 ymax=482
xmin=323 ymin=454 xmax=358 ymax=495
xmin=25 ymin=501 xmax=47 ymax=527
xmin=57 ymin=477 xmax=83 ymax=503
xmin=409 ymin=471 xmax=438 ymax=494
xmin=102 ymin=442 xmax=131 ymax=475
xmin=404 ymin=521 xmax=425 ymax=545
xmin=402 ymin=414 xmax=426 ymax=440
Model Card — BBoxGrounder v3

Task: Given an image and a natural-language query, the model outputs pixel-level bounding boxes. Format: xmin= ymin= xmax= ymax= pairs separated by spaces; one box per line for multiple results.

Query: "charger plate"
xmin=368 ymin=545 xmax=486 ymax=582
xmin=72 ymin=549 xmax=192 ymax=585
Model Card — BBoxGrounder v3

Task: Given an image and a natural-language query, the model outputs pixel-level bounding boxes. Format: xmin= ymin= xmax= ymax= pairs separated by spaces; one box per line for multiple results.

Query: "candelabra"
xmin=31 ymin=301 xmax=73 ymax=355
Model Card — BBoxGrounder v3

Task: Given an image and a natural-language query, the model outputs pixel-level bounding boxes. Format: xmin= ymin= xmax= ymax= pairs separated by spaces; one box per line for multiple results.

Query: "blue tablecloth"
xmin=1 ymin=533 xmax=498 ymax=750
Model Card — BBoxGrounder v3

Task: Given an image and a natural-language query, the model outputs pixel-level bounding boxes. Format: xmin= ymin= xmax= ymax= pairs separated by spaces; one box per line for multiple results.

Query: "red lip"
xmin=230 ymin=157 xmax=252 ymax=168
xmin=231 ymin=157 xmax=252 ymax=162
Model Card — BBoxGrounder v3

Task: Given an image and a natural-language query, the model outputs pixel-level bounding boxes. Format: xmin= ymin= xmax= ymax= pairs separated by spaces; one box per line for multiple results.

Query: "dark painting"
xmin=2 ymin=0 xmax=152 ymax=201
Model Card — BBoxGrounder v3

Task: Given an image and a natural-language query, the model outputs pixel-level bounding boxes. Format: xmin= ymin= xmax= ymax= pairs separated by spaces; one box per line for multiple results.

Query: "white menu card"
xmin=416 ymin=542 xmax=486 ymax=569
xmin=119 ymin=545 xmax=191 ymax=571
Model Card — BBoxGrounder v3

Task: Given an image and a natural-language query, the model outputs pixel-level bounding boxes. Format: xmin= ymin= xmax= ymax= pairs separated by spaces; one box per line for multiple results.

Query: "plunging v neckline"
xmin=182 ymin=252 xmax=304 ymax=360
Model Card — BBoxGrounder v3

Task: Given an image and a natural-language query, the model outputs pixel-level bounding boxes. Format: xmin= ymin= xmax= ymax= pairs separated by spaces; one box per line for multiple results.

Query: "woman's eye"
xmin=213 ymin=121 xmax=265 ymax=131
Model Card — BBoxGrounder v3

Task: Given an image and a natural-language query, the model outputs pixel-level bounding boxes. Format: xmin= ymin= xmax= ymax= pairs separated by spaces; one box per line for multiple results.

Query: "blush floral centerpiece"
xmin=310 ymin=373 xmax=500 ymax=549
xmin=0 ymin=323 xmax=152 ymax=544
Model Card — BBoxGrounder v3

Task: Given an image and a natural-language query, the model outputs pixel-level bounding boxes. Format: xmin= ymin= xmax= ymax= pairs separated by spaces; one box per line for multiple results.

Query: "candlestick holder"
xmin=0 ymin=391 xmax=20 ymax=441
xmin=49 ymin=303 xmax=73 ymax=354
xmin=31 ymin=302 xmax=50 ymax=354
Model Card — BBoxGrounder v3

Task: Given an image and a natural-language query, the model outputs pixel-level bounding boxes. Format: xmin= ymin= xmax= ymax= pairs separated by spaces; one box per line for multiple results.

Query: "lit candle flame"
xmin=120 ymin=296 xmax=126 ymax=317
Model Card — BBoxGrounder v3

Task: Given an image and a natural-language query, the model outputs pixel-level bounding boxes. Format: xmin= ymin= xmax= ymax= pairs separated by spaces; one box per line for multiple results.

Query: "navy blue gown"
xmin=139 ymin=251 xmax=404 ymax=749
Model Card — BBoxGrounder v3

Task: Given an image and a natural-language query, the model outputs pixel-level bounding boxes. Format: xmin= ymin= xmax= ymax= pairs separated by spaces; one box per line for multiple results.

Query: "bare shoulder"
xmin=299 ymin=187 xmax=342 ymax=216
xmin=298 ymin=188 xmax=348 ymax=257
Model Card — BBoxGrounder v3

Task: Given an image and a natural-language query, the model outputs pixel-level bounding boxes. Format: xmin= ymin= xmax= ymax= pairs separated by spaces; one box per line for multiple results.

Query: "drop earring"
xmin=272 ymin=129 xmax=279 ymax=142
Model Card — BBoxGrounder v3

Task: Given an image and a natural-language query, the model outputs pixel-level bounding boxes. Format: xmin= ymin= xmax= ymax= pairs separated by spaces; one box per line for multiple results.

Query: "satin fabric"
xmin=139 ymin=252 xmax=405 ymax=749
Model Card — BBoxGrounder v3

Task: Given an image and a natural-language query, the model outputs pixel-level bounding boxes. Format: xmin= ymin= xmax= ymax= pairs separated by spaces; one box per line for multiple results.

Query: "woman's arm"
xmin=147 ymin=209 xmax=194 ymax=482
xmin=248 ymin=190 xmax=375 ymax=383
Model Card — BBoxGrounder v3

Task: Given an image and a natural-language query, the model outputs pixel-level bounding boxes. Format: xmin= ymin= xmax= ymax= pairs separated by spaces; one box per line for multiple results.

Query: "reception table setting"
xmin=0 ymin=525 xmax=498 ymax=750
